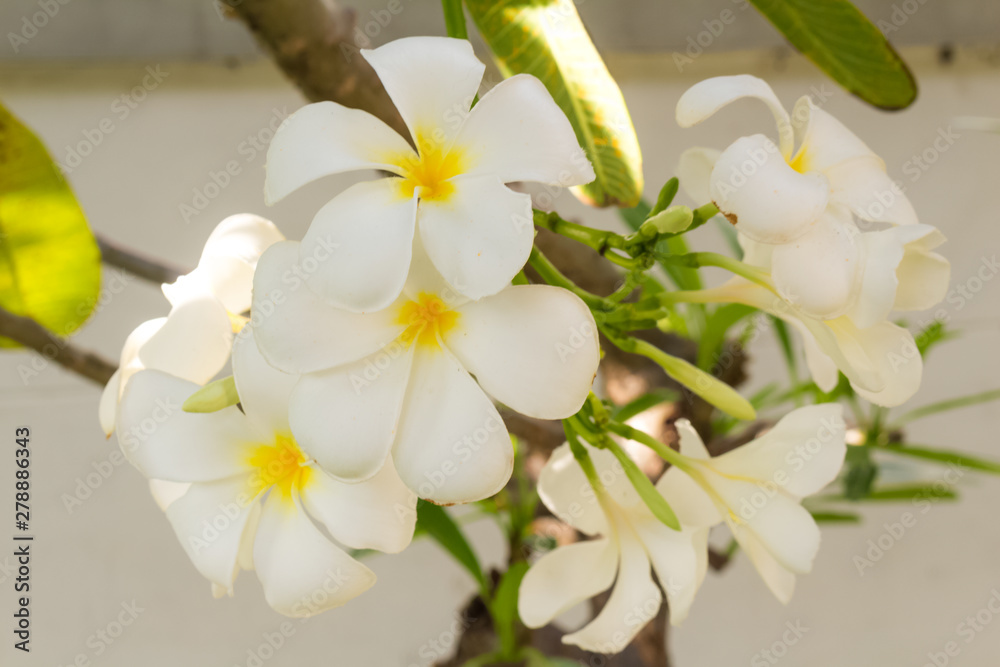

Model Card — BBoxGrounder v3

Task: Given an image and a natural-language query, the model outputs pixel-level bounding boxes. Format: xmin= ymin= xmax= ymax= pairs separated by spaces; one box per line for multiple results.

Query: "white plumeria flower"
xmin=699 ymin=227 xmax=948 ymax=406
xmin=116 ymin=326 xmax=416 ymax=616
xmin=99 ymin=214 xmax=284 ymax=435
xmin=676 ymin=74 xmax=919 ymax=319
xmin=250 ymin=239 xmax=600 ymax=505
xmin=265 ymin=36 xmax=595 ymax=312
xmin=518 ymin=443 xmax=708 ymax=654
xmin=660 ymin=406 xmax=846 ymax=602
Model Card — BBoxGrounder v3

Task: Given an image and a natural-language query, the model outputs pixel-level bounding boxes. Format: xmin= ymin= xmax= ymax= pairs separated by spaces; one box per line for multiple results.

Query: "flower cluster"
xmin=675 ymin=75 xmax=950 ymax=406
xmin=99 ymin=38 xmax=948 ymax=656
xmin=105 ymin=36 xmax=600 ymax=615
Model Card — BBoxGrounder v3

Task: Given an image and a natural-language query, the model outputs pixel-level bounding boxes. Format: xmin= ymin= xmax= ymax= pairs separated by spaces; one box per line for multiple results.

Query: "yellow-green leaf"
xmin=465 ymin=0 xmax=643 ymax=207
xmin=0 ymin=102 xmax=100 ymax=346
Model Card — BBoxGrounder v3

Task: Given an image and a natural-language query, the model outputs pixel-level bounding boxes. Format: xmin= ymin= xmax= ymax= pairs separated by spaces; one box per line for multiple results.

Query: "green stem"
xmin=605 ymin=421 xmax=690 ymax=472
xmin=657 ymin=251 xmax=774 ymax=290
xmin=441 ymin=0 xmax=468 ymax=38
xmin=533 ymin=211 xmax=644 ymax=269
xmin=528 ymin=245 xmax=607 ymax=309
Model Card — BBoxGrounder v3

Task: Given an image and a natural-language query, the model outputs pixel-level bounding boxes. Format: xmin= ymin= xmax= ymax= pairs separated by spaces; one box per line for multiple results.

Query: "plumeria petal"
xmin=99 ymin=369 xmax=122 ymax=435
xmin=163 ymin=475 xmax=261 ymax=593
xmin=536 ymin=444 xmax=609 ymax=537
xmin=300 ymin=460 xmax=416 ymax=554
xmin=518 ymin=538 xmax=618 ymax=630
xmin=446 ymin=285 xmax=599 ymax=419
xmin=362 ymin=36 xmax=484 ymax=146
xmin=163 ymin=214 xmax=284 ymax=313
xmin=738 ymin=530 xmax=797 ymax=604
xmin=894 ymin=234 xmax=950 ymax=312
xmin=299 ymin=178 xmax=419 ymax=312
xmin=137 ymin=295 xmax=233 ymax=385
xmin=117 ymin=370 xmax=261 ymax=482
xmin=822 ymin=319 xmax=923 ymax=407
xmin=392 ymin=346 xmax=513 ymax=504
xmin=676 ymin=74 xmax=794 ymax=157
xmin=721 ymin=484 xmax=821 ymax=575
xmin=711 ymin=404 xmax=846 ymax=499
xmin=563 ymin=525 xmax=662 ymax=654
xmin=251 ymin=241 xmax=404 ymax=374
xmin=289 ymin=347 xmax=414 ymax=482
xmin=676 ymin=147 xmax=720 ymax=204
xmin=848 ymin=224 xmax=946 ymax=328
xmin=454 ymin=74 xmax=594 ymax=186
xmin=825 ymin=155 xmax=918 ymax=227
xmin=418 ymin=175 xmax=534 ymax=301
xmin=232 ymin=325 xmax=299 ymax=437
xmin=790 ymin=98 xmax=878 ymax=173
xmin=770 ymin=208 xmax=862 ymax=319
xmin=710 ymin=134 xmax=829 ymax=244
xmin=149 ymin=479 xmax=190 ymax=511
xmin=631 ymin=512 xmax=704 ymax=625
xmin=264 ymin=101 xmax=414 ymax=204
xmin=253 ymin=492 xmax=376 ymax=617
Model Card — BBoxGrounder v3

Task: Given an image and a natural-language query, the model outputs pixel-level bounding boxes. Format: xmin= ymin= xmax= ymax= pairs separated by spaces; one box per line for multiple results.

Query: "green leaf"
xmin=0 ymin=102 xmax=100 ymax=345
xmin=441 ymin=0 xmax=469 ymax=39
xmin=824 ymin=483 xmax=957 ymax=502
xmin=892 ymin=388 xmax=1000 ymax=426
xmin=874 ymin=444 xmax=1000 ymax=476
xmin=914 ymin=319 xmax=957 ymax=357
xmin=605 ymin=439 xmax=680 ymax=530
xmin=492 ymin=562 xmax=529 ymax=657
xmin=770 ymin=316 xmax=799 ymax=382
xmin=748 ymin=0 xmax=916 ymax=109
xmin=182 ymin=376 xmax=240 ymax=413
xmin=465 ymin=0 xmax=643 ymax=207
xmin=810 ymin=510 xmax=861 ymax=523
xmin=697 ymin=303 xmax=756 ymax=370
xmin=612 ymin=387 xmax=679 ymax=423
xmin=415 ymin=500 xmax=489 ymax=595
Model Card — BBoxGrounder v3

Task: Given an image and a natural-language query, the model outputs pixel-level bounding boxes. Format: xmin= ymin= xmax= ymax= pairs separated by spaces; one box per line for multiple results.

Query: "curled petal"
xmin=710 ymin=134 xmax=829 ymax=244
xmin=676 ymin=74 xmax=794 ymax=157
xmin=676 ymin=147 xmax=721 ymax=204
xmin=770 ymin=209 xmax=863 ymax=319
xmin=518 ymin=538 xmax=618 ymax=630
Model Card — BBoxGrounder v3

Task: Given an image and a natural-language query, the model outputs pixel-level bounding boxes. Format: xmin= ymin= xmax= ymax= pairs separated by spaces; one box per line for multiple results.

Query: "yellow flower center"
xmin=787 ymin=145 xmax=812 ymax=174
xmin=392 ymin=133 xmax=467 ymax=202
xmin=246 ymin=435 xmax=312 ymax=502
xmin=396 ymin=292 xmax=460 ymax=349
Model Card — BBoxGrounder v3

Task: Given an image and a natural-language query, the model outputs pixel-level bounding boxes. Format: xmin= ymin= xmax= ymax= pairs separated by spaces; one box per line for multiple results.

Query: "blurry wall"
xmin=1 ymin=1 xmax=1000 ymax=666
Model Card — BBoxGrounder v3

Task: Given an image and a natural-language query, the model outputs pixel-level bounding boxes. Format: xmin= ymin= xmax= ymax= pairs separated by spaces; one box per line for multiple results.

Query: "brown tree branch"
xmin=97 ymin=234 xmax=185 ymax=285
xmin=0 ymin=306 xmax=116 ymax=384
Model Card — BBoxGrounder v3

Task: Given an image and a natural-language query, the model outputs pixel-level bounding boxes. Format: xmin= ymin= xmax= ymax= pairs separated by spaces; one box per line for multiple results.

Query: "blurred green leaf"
xmin=492 ymin=561 xmax=529 ymax=657
xmin=612 ymin=387 xmax=679 ymax=423
xmin=748 ymin=0 xmax=917 ymax=109
xmin=914 ymin=319 xmax=957 ymax=357
xmin=416 ymin=500 xmax=489 ymax=595
xmin=697 ymin=303 xmax=756 ymax=370
xmin=843 ymin=443 xmax=878 ymax=499
xmin=605 ymin=438 xmax=680 ymax=530
xmin=810 ymin=510 xmax=860 ymax=523
xmin=825 ymin=483 xmax=957 ymax=503
xmin=465 ymin=0 xmax=643 ymax=207
xmin=874 ymin=444 xmax=1000 ymax=476
xmin=892 ymin=388 xmax=1000 ymax=426
xmin=0 ymin=102 xmax=100 ymax=346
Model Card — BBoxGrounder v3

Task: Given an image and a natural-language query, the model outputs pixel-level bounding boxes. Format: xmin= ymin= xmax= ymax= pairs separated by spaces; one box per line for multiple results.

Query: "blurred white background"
xmin=1 ymin=1 xmax=999 ymax=665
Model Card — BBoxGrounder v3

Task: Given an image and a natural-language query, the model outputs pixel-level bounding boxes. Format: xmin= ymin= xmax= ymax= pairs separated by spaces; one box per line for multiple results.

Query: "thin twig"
xmin=97 ymin=234 xmax=185 ymax=285
xmin=0 ymin=306 xmax=116 ymax=385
